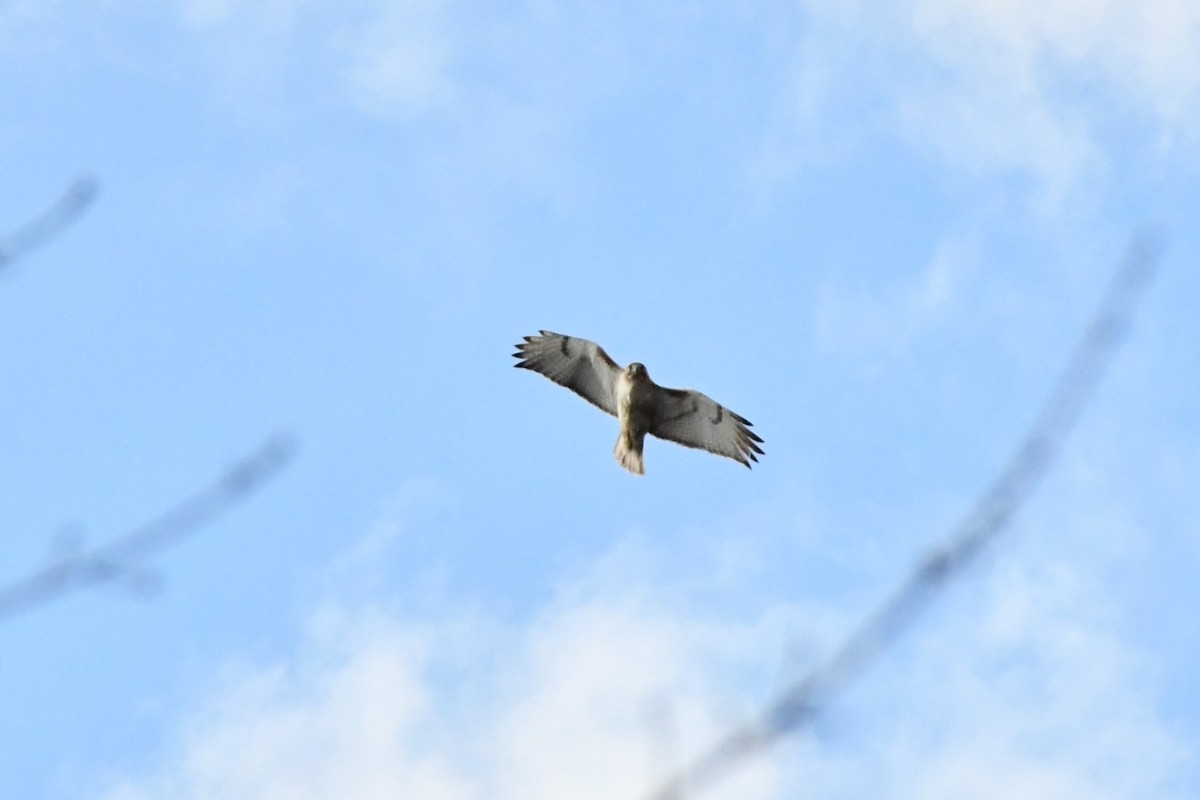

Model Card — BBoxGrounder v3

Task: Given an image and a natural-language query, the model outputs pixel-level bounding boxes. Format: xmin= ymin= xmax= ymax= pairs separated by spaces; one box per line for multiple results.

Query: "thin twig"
xmin=0 ymin=175 xmax=98 ymax=271
xmin=645 ymin=230 xmax=1166 ymax=800
xmin=0 ymin=431 xmax=297 ymax=621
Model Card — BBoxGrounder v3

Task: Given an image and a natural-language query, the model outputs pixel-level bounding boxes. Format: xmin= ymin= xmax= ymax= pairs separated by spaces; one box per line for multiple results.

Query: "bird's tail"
xmin=614 ymin=432 xmax=645 ymax=475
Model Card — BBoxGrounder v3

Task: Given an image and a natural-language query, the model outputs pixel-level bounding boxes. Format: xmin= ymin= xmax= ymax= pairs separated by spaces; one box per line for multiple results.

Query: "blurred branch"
xmin=646 ymin=229 xmax=1167 ymax=800
xmin=0 ymin=431 xmax=297 ymax=621
xmin=0 ymin=175 xmax=98 ymax=271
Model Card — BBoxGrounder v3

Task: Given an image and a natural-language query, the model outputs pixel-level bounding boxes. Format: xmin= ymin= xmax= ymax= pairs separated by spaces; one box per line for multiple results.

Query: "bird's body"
xmin=614 ymin=362 xmax=655 ymax=474
xmin=513 ymin=331 xmax=763 ymax=474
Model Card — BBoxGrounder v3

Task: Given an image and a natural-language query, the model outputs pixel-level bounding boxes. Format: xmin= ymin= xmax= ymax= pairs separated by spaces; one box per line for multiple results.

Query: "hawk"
xmin=513 ymin=330 xmax=764 ymax=474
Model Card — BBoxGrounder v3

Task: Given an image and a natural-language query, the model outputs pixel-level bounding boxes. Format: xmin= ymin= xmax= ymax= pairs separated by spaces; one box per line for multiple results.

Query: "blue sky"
xmin=2 ymin=1 xmax=1199 ymax=797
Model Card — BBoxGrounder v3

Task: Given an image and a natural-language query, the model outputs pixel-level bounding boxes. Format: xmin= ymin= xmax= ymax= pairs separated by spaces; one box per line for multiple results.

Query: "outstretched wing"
xmin=513 ymin=330 xmax=623 ymax=417
xmin=647 ymin=386 xmax=764 ymax=468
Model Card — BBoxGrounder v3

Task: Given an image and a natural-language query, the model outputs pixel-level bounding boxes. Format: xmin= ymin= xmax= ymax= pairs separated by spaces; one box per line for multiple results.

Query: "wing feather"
xmin=647 ymin=386 xmax=764 ymax=468
xmin=512 ymin=330 xmax=622 ymax=417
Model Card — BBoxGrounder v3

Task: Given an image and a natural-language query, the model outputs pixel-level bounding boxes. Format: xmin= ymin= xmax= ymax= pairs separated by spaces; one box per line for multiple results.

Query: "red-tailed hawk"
xmin=513 ymin=330 xmax=764 ymax=474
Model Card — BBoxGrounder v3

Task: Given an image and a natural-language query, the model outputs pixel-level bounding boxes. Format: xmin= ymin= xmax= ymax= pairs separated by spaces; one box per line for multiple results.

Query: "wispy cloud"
xmin=813 ymin=236 xmax=976 ymax=359
xmin=873 ymin=559 xmax=1188 ymax=800
xmin=763 ymin=0 xmax=1200 ymax=204
xmin=334 ymin=0 xmax=455 ymax=121
xmin=172 ymin=0 xmax=308 ymax=104
xmin=909 ymin=0 xmax=1200 ymax=128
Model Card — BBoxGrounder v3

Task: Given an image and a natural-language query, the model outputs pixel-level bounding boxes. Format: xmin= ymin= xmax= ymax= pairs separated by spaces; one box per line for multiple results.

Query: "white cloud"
xmin=745 ymin=43 xmax=841 ymax=193
xmin=0 ymin=1 xmax=66 ymax=52
xmin=335 ymin=0 xmax=454 ymax=121
xmin=0 ymin=0 xmax=56 ymax=26
xmin=814 ymin=236 xmax=976 ymax=358
xmin=321 ymin=479 xmax=455 ymax=595
xmin=909 ymin=0 xmax=1200 ymax=127
xmin=876 ymin=559 xmax=1188 ymax=800
xmin=105 ymin=613 xmax=474 ymax=800
xmin=98 ymin=511 xmax=1188 ymax=800
xmin=101 ymin=578 xmax=794 ymax=799
xmin=896 ymin=77 xmax=1101 ymax=209
xmin=171 ymin=0 xmax=308 ymax=105
xmin=902 ymin=0 xmax=1200 ymax=204
xmin=770 ymin=0 xmax=1200 ymax=203
xmin=180 ymin=0 xmax=241 ymax=27
xmin=167 ymin=0 xmax=457 ymax=120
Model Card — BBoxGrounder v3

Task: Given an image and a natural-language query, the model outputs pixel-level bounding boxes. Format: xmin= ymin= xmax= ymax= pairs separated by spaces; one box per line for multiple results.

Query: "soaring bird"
xmin=513 ymin=330 xmax=763 ymax=474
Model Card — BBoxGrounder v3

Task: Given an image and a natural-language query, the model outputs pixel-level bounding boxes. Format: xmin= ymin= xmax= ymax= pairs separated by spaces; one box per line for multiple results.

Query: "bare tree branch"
xmin=0 ymin=175 xmax=98 ymax=271
xmin=0 ymin=431 xmax=297 ymax=621
xmin=645 ymin=229 xmax=1166 ymax=800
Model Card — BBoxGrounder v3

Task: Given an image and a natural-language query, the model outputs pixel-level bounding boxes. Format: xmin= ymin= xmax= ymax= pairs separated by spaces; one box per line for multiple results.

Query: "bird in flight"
xmin=513 ymin=330 xmax=764 ymax=474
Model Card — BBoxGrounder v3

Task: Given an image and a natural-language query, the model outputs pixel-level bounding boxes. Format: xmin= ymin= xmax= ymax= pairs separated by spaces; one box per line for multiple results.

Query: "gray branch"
xmin=0 ymin=175 xmax=98 ymax=271
xmin=0 ymin=432 xmax=297 ymax=620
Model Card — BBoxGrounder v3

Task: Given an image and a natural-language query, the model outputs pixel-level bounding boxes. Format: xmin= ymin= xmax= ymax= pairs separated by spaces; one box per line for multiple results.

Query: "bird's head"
xmin=627 ymin=362 xmax=649 ymax=381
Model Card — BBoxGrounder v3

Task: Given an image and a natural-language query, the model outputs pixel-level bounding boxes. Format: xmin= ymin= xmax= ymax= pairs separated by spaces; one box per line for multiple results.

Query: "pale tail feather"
xmin=614 ymin=433 xmax=645 ymax=475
